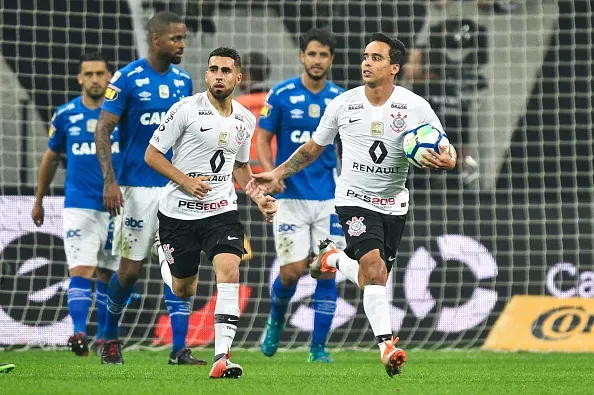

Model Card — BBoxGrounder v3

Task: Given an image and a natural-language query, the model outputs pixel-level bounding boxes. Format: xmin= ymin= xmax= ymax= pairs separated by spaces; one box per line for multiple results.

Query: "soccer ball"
xmin=402 ymin=123 xmax=451 ymax=168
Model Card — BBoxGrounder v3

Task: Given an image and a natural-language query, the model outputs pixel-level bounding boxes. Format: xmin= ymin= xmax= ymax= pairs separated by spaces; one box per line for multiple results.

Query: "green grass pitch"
xmin=1 ymin=349 xmax=593 ymax=394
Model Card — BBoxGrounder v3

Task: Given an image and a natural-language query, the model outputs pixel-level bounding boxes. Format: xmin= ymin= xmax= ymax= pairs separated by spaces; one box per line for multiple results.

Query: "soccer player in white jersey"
xmin=257 ymin=28 xmax=346 ymax=363
xmin=95 ymin=12 xmax=205 ymax=365
xmin=32 ymin=52 xmax=119 ymax=357
xmin=145 ymin=47 xmax=277 ymax=379
xmin=250 ymin=33 xmax=457 ymax=377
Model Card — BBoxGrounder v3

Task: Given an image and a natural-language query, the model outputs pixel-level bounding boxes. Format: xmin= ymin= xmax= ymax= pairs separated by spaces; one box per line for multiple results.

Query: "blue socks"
xmin=165 ymin=285 xmax=190 ymax=354
xmin=95 ymin=280 xmax=108 ymax=341
xmin=67 ymin=276 xmax=92 ymax=335
xmin=312 ymin=278 xmax=337 ymax=349
xmin=270 ymin=276 xmax=296 ymax=322
xmin=103 ymin=273 xmax=133 ymax=341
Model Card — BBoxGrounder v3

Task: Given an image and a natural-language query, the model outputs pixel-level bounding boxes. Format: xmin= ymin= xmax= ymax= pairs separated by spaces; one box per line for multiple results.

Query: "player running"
xmin=257 ymin=28 xmax=346 ymax=363
xmin=32 ymin=52 xmax=119 ymax=357
xmin=249 ymin=33 xmax=457 ymax=377
xmin=145 ymin=47 xmax=277 ymax=379
xmin=94 ymin=11 xmax=205 ymax=366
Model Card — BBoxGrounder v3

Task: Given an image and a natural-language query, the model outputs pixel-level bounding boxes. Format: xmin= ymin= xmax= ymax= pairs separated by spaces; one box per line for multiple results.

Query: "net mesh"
xmin=0 ymin=0 xmax=592 ymax=350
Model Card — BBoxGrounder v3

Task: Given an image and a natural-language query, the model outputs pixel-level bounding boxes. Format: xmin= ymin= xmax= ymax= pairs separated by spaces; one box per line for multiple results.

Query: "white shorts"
xmin=62 ymin=208 xmax=119 ymax=271
xmin=113 ymin=186 xmax=163 ymax=261
xmin=273 ymin=199 xmax=346 ymax=266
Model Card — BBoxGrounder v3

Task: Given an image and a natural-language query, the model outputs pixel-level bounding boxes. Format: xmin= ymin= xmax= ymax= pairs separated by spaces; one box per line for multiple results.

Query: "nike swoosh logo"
xmin=200 ymin=127 xmax=212 ymax=132
xmin=227 ymin=236 xmax=239 ymax=240
xmin=388 ymin=256 xmax=396 ymax=262
xmin=349 ymin=118 xmax=361 ymax=124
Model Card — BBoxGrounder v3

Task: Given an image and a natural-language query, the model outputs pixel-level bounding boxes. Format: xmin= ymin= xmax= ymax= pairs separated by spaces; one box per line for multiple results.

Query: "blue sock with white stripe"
xmin=311 ymin=278 xmax=337 ymax=349
xmin=103 ymin=273 xmax=133 ymax=341
xmin=95 ymin=280 xmax=108 ymax=341
xmin=270 ymin=275 xmax=296 ymax=323
xmin=67 ymin=276 xmax=92 ymax=336
xmin=165 ymin=285 xmax=190 ymax=354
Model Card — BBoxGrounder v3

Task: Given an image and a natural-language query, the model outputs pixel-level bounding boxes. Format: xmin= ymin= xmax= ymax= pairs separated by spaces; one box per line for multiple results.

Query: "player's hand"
xmin=421 ymin=145 xmax=456 ymax=170
xmin=104 ymin=181 xmax=124 ymax=216
xmin=31 ymin=202 xmax=44 ymax=227
xmin=182 ymin=175 xmax=212 ymax=199
xmin=257 ymin=195 xmax=277 ymax=223
xmin=250 ymin=171 xmax=281 ymax=193
xmin=268 ymin=180 xmax=286 ymax=195
xmin=245 ymin=179 xmax=269 ymax=201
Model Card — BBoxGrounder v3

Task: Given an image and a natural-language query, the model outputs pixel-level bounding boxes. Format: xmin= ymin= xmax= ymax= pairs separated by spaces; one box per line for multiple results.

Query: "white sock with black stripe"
xmin=213 ymin=283 xmax=240 ymax=361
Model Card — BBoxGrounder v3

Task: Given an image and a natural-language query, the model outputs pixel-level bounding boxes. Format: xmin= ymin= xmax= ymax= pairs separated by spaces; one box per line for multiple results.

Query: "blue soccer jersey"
xmin=48 ymin=96 xmax=120 ymax=211
xmin=258 ymin=76 xmax=344 ymax=200
xmin=101 ymin=58 xmax=193 ymax=187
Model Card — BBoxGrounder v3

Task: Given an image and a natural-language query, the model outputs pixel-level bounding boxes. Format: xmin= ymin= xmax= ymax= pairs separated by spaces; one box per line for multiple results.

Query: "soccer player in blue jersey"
xmin=257 ymin=28 xmax=346 ymax=362
xmin=32 ymin=52 xmax=119 ymax=357
xmin=94 ymin=11 xmax=205 ymax=365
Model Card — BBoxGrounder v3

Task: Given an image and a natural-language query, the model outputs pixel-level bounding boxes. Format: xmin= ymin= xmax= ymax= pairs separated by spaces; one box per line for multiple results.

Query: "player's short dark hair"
xmin=243 ymin=52 xmax=271 ymax=82
xmin=300 ymin=28 xmax=336 ymax=55
xmin=148 ymin=11 xmax=184 ymax=38
xmin=368 ymin=33 xmax=407 ymax=67
xmin=208 ymin=47 xmax=242 ymax=68
xmin=78 ymin=52 xmax=109 ymax=71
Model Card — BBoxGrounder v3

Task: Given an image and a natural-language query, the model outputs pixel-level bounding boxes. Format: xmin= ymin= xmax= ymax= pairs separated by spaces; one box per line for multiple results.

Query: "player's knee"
xmin=279 ymin=265 xmax=305 ymax=286
xmin=359 ymin=253 xmax=387 ymax=285
xmin=172 ymin=283 xmax=195 ymax=299
xmin=117 ymin=259 xmax=144 ymax=287
xmin=69 ymin=265 xmax=96 ymax=279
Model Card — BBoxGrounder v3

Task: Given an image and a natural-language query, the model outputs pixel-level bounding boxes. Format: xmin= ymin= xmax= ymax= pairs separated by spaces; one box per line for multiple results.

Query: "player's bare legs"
xmin=209 ymin=253 xmax=243 ymax=379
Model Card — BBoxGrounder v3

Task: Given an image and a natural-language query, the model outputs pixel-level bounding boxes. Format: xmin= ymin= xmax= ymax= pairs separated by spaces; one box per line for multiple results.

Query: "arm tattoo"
xmin=95 ymin=111 xmax=120 ymax=185
xmin=234 ymin=160 xmax=248 ymax=169
xmin=282 ymin=148 xmax=315 ymax=179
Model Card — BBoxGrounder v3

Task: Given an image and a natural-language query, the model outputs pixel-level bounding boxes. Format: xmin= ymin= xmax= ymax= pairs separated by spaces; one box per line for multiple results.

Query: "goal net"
xmin=0 ymin=0 xmax=592 ymax=350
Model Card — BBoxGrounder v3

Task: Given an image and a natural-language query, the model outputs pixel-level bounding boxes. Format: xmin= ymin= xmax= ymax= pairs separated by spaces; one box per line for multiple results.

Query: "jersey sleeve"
xmin=419 ymin=98 xmax=445 ymax=133
xmin=257 ymin=89 xmax=282 ymax=133
xmin=312 ymin=97 xmax=341 ymax=146
xmin=47 ymin=112 xmax=66 ymax=152
xmin=237 ymin=112 xmax=256 ymax=163
xmin=101 ymin=70 xmax=129 ymax=117
xmin=149 ymin=99 xmax=189 ymax=154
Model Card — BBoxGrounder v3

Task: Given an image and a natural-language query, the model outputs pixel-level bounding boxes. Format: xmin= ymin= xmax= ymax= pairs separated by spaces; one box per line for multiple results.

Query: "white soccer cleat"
xmin=310 ymin=239 xmax=338 ymax=279
xmin=209 ymin=352 xmax=243 ymax=379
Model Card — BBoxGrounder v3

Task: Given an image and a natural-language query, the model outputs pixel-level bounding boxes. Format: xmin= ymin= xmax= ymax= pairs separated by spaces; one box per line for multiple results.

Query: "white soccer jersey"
xmin=149 ymin=91 xmax=256 ymax=220
xmin=313 ymin=85 xmax=443 ymax=215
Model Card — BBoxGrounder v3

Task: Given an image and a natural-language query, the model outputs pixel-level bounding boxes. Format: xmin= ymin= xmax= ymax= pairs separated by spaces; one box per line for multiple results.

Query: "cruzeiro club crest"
xmin=390 ymin=112 xmax=407 ymax=133
xmin=346 ymin=216 xmax=366 ymax=237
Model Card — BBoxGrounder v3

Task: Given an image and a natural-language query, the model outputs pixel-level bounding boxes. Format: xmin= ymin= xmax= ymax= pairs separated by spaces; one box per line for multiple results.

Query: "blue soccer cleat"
xmin=308 ymin=345 xmax=333 ymax=363
xmin=260 ymin=316 xmax=285 ymax=357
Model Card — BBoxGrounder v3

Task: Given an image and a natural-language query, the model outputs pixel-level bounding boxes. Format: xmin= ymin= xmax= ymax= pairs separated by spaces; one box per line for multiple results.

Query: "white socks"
xmin=363 ymin=285 xmax=393 ymax=356
xmin=214 ymin=283 xmax=240 ymax=359
xmin=327 ymin=250 xmax=360 ymax=288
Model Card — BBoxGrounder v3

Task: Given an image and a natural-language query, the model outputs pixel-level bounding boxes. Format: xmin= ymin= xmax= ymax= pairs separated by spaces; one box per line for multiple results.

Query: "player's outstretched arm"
xmin=255 ymin=127 xmax=285 ymax=194
xmin=234 ymin=160 xmax=277 ymax=223
xmin=95 ymin=110 xmax=124 ymax=215
xmin=144 ymin=145 xmax=212 ymax=199
xmin=422 ymin=144 xmax=457 ymax=170
xmin=32 ymin=148 xmax=61 ymax=227
xmin=250 ymin=139 xmax=325 ymax=190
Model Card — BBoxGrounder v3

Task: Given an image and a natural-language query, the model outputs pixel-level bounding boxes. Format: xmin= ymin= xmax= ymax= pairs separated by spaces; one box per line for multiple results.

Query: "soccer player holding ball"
xmin=249 ymin=33 xmax=457 ymax=377
xmin=32 ymin=52 xmax=119 ymax=357
xmin=95 ymin=11 xmax=205 ymax=366
xmin=256 ymin=28 xmax=346 ymax=363
xmin=145 ymin=47 xmax=276 ymax=379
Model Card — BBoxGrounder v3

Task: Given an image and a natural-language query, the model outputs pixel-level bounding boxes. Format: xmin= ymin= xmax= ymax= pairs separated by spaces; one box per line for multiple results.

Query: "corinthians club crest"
xmin=346 ymin=216 xmax=366 ymax=237
xmin=390 ymin=112 xmax=407 ymax=133
xmin=235 ymin=124 xmax=247 ymax=144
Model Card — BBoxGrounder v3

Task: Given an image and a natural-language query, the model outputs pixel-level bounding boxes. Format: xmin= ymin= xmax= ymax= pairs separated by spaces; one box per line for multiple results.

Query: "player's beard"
xmin=85 ymin=88 xmax=106 ymax=100
xmin=304 ymin=66 xmax=328 ymax=81
xmin=208 ymin=85 xmax=234 ymax=100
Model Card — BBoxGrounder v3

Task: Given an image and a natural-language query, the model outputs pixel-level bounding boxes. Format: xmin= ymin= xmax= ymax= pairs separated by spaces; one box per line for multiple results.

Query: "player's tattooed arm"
xmin=277 ymin=140 xmax=325 ymax=180
xmin=95 ymin=110 xmax=124 ymax=215
xmin=95 ymin=110 xmax=120 ymax=184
